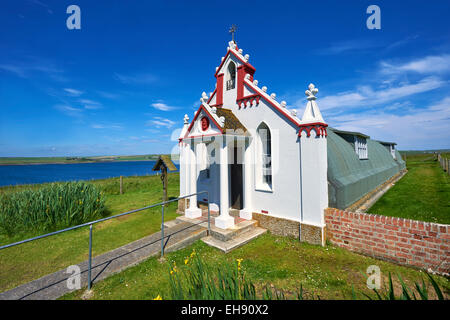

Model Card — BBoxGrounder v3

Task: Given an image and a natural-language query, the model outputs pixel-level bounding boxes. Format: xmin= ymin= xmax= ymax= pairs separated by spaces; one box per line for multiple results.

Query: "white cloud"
xmin=91 ymin=123 xmax=123 ymax=130
xmin=97 ymin=91 xmax=120 ymax=99
xmin=0 ymin=58 xmax=65 ymax=81
xmin=80 ymin=99 xmax=103 ymax=109
xmin=381 ymin=54 xmax=450 ymax=75
xmin=64 ymin=88 xmax=83 ymax=96
xmin=328 ymin=96 xmax=450 ymax=149
xmin=146 ymin=117 xmax=176 ymax=128
xmin=315 ymin=39 xmax=380 ymax=55
xmin=315 ymin=77 xmax=445 ymax=111
xmin=54 ymin=104 xmax=83 ymax=117
xmin=151 ymin=102 xmax=176 ymax=111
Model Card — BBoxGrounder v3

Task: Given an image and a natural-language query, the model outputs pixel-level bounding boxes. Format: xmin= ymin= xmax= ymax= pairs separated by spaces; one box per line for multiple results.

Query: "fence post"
xmin=120 ymin=176 xmax=123 ymax=195
xmin=88 ymin=224 xmax=93 ymax=290
xmin=161 ymin=203 xmax=165 ymax=257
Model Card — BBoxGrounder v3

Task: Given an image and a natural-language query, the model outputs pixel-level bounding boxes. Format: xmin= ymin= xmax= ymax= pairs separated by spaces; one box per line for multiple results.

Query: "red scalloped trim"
xmin=298 ymin=123 xmax=328 ymax=138
xmin=237 ymin=94 xmax=261 ymax=108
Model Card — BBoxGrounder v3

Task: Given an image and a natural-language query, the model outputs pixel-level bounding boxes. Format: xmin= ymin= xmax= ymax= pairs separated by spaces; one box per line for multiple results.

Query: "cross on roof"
xmin=229 ymin=24 xmax=237 ymax=42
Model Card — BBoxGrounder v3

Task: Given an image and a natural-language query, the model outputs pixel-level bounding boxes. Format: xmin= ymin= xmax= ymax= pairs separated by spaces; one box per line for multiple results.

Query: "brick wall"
xmin=325 ymin=208 xmax=449 ymax=275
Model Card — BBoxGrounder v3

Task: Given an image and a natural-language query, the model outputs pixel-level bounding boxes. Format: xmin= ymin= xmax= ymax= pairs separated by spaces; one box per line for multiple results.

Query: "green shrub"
xmin=0 ymin=182 xmax=106 ymax=237
xmin=166 ymin=251 xmax=303 ymax=300
xmin=366 ymin=272 xmax=445 ymax=300
xmin=164 ymin=252 xmax=446 ymax=300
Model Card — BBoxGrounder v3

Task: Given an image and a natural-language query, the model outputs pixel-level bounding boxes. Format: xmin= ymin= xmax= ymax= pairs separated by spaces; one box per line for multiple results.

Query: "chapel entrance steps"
xmin=176 ymin=209 xmax=267 ymax=253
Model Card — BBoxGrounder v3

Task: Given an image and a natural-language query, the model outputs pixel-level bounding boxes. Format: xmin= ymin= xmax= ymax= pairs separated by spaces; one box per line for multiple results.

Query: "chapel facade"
xmin=177 ymin=40 xmax=405 ymax=245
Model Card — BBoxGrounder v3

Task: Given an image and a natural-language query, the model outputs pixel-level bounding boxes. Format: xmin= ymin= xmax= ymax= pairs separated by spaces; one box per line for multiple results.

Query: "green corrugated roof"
xmin=327 ymin=128 xmax=405 ymax=209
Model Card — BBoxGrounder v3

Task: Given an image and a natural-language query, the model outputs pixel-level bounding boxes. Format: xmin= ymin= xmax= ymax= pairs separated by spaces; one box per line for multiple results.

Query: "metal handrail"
xmin=0 ymin=191 xmax=211 ymax=290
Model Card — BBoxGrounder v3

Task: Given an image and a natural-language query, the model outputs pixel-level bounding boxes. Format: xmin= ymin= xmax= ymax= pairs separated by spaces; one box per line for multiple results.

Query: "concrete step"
xmin=165 ymin=228 xmax=207 ymax=253
xmin=163 ymin=219 xmax=183 ymax=229
xmin=202 ymin=227 xmax=267 ymax=253
xmin=209 ymin=220 xmax=259 ymax=242
xmin=228 ymin=209 xmax=240 ymax=218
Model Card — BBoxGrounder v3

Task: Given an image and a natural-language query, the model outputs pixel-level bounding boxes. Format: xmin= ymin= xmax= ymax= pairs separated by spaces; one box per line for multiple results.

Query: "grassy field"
xmin=61 ymin=233 xmax=449 ymax=300
xmin=368 ymin=153 xmax=450 ymax=224
xmin=0 ymin=154 xmax=167 ymax=165
xmin=1 ymin=158 xmax=449 ymax=299
xmin=0 ymin=174 xmax=180 ymax=293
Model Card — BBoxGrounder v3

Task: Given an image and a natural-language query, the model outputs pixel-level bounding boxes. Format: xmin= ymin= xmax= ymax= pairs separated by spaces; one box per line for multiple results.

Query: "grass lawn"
xmin=0 ymin=173 xmax=180 ymax=293
xmin=61 ymin=233 xmax=450 ymax=300
xmin=1 ymin=157 xmax=449 ymax=299
xmin=368 ymin=154 xmax=450 ymax=224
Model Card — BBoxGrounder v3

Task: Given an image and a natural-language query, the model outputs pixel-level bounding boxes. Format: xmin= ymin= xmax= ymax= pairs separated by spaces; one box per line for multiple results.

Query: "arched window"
xmin=257 ymin=122 xmax=272 ymax=187
xmin=226 ymin=61 xmax=236 ymax=90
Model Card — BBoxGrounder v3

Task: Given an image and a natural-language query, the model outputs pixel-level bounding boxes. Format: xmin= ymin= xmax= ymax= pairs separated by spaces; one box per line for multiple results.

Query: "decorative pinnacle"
xmin=305 ymin=83 xmax=319 ymax=101
xmin=183 ymin=114 xmax=189 ymax=124
xmin=200 ymin=92 xmax=209 ymax=103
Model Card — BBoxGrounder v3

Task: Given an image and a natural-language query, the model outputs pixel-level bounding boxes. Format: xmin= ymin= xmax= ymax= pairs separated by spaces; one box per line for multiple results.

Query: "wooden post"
xmin=120 ymin=176 xmax=123 ymax=195
xmin=161 ymin=166 xmax=168 ymax=203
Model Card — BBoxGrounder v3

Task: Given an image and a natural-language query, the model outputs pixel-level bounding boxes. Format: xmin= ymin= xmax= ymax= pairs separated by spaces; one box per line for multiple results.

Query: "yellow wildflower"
xmin=236 ymin=258 xmax=243 ymax=271
xmin=153 ymin=295 xmax=162 ymax=300
xmin=184 ymin=258 xmax=189 ymax=265
xmin=170 ymin=261 xmax=177 ymax=274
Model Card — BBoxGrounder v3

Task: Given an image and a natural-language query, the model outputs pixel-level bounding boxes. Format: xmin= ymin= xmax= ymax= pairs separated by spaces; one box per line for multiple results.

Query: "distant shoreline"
xmin=0 ymin=159 xmax=159 ymax=166
xmin=0 ymin=155 xmax=179 ymax=166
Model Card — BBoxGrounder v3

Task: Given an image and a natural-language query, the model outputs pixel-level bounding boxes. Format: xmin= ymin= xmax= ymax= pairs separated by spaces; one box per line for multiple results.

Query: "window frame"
xmin=255 ymin=122 xmax=273 ymax=192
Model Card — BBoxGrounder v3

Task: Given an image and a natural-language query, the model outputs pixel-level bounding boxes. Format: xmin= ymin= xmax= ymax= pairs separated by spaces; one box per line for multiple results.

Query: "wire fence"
xmin=437 ymin=154 xmax=450 ymax=175
xmin=0 ymin=191 xmax=210 ymax=290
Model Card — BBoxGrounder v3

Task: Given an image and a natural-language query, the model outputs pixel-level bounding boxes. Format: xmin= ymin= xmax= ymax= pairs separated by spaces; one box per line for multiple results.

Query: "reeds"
xmin=0 ymin=182 xmax=106 ymax=237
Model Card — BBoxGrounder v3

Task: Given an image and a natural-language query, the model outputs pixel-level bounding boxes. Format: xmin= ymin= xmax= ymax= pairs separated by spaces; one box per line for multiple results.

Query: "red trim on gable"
xmin=216 ymin=74 xmax=224 ymax=106
xmin=214 ymin=49 xmax=256 ymax=78
xmin=184 ymin=104 xmax=224 ymax=138
xmin=237 ymin=66 xmax=245 ymax=101
xmin=237 ymin=94 xmax=261 ymax=108
xmin=243 ymin=79 xmax=301 ymax=127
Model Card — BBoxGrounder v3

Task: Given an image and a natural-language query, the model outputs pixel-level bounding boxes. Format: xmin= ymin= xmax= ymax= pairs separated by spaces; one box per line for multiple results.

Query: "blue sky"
xmin=1 ymin=0 xmax=449 ymax=156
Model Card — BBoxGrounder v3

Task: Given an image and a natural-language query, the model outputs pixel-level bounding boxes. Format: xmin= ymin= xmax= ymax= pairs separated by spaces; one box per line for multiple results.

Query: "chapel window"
xmin=257 ymin=122 xmax=272 ymax=187
xmin=226 ymin=61 xmax=236 ymax=90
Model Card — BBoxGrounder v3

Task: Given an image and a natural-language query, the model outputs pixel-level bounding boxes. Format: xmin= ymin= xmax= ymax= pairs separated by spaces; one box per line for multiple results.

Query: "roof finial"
xmin=229 ymin=24 xmax=237 ymax=43
xmin=301 ymin=83 xmax=325 ymax=123
xmin=305 ymin=83 xmax=318 ymax=101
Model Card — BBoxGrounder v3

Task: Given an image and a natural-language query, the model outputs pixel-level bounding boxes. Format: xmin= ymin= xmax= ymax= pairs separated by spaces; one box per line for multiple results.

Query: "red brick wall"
xmin=324 ymin=208 xmax=449 ymax=275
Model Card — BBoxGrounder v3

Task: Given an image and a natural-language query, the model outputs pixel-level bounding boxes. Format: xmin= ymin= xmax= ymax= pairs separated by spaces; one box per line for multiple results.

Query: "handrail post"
xmin=207 ymin=192 xmax=211 ymax=235
xmin=161 ymin=203 xmax=165 ymax=257
xmin=88 ymin=224 xmax=93 ymax=290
